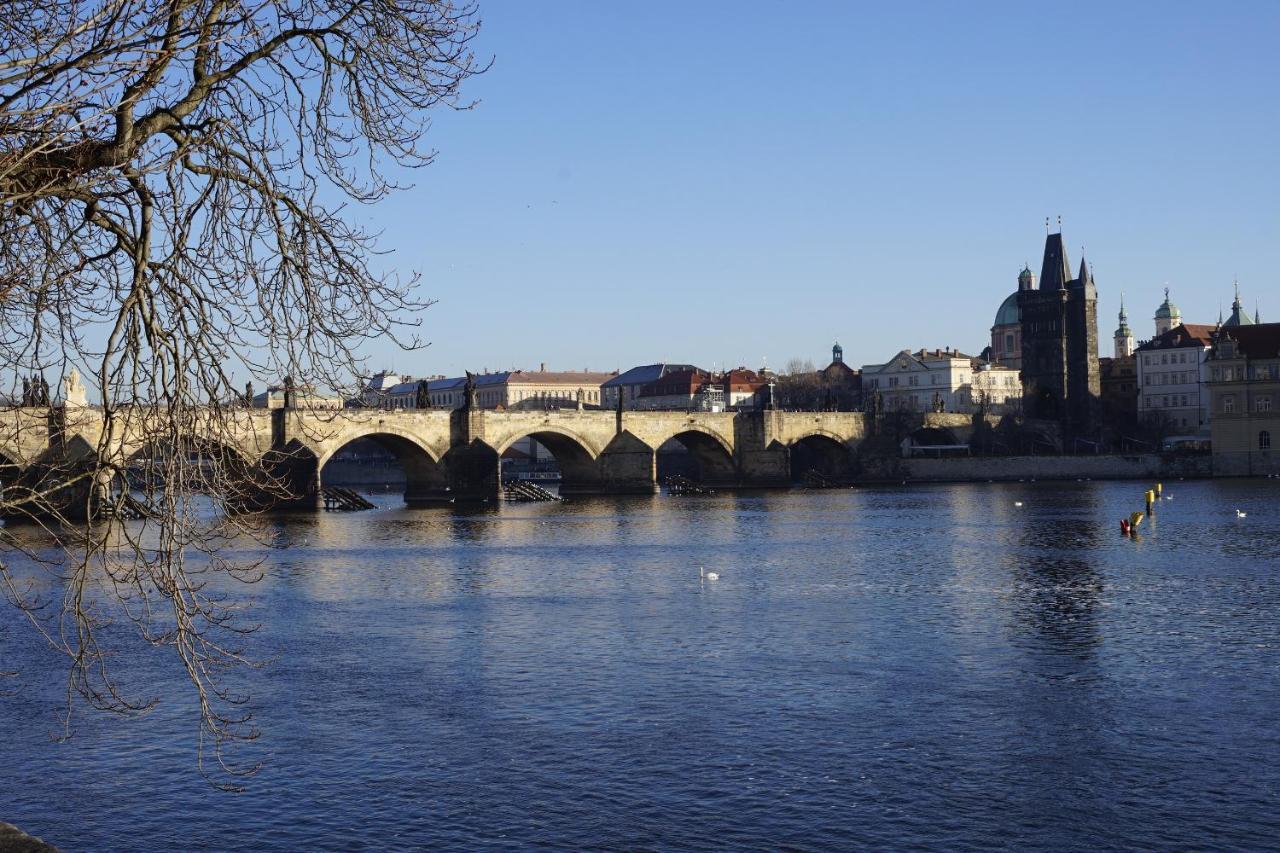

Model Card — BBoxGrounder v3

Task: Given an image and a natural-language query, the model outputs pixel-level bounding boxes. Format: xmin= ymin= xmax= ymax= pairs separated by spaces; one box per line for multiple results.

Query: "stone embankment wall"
xmin=900 ymin=454 xmax=1213 ymax=483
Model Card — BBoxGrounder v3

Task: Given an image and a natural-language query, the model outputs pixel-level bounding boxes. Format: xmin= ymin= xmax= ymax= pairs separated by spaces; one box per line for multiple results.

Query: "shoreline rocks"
xmin=0 ymin=822 xmax=58 ymax=853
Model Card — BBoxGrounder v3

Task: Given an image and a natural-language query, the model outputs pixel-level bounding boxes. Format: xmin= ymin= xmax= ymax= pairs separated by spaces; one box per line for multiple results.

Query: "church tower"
xmin=1154 ymin=288 xmax=1181 ymax=336
xmin=1114 ymin=295 xmax=1134 ymax=359
xmin=1017 ymin=229 xmax=1101 ymax=436
xmin=832 ymin=342 xmax=844 ymax=365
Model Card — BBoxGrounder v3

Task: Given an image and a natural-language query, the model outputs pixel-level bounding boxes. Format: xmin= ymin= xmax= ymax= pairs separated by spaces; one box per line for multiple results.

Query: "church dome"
xmin=993 ymin=292 xmax=1020 ymax=328
xmin=1155 ymin=288 xmax=1180 ymax=320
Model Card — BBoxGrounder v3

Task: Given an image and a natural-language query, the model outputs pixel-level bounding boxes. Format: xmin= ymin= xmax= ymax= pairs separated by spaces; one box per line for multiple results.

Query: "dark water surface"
xmin=4 ymin=479 xmax=1280 ymax=851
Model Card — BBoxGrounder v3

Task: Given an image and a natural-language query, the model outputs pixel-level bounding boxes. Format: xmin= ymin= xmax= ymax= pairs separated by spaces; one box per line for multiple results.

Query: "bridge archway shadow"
xmin=0 ymin=450 xmax=20 ymax=487
xmin=789 ymin=434 xmax=855 ymax=485
xmin=497 ymin=431 xmax=600 ymax=497
xmin=116 ymin=436 xmax=260 ymax=513
xmin=320 ymin=434 xmax=448 ymax=505
xmin=657 ymin=430 xmax=736 ymax=488
xmin=905 ymin=427 xmax=966 ymax=458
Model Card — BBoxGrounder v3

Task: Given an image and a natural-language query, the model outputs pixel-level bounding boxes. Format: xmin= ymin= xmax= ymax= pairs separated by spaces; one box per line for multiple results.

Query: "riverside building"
xmin=1206 ymin=322 xmax=1280 ymax=476
xmin=861 ymin=348 xmax=1020 ymax=413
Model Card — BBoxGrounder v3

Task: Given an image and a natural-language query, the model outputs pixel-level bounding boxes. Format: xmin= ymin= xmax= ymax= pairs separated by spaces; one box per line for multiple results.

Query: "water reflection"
xmin=3 ymin=478 xmax=1280 ymax=851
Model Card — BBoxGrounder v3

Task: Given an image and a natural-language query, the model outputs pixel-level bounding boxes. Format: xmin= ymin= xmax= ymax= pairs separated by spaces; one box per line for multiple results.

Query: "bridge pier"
xmin=597 ymin=433 xmax=659 ymax=495
xmin=732 ymin=412 xmax=791 ymax=489
xmin=442 ymin=441 xmax=501 ymax=503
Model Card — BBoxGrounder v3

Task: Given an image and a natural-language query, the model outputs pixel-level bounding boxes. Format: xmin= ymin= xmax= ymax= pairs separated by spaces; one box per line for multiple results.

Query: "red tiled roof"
xmin=1136 ymin=323 xmax=1216 ymax=351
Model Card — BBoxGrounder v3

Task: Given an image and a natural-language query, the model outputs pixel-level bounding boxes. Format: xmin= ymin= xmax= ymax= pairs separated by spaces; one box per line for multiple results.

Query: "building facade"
xmin=1135 ymin=323 xmax=1215 ymax=434
xmin=601 ymin=363 xmax=699 ymax=411
xmin=861 ymin=348 xmax=1020 ymax=413
xmin=363 ymin=368 xmax=617 ymax=411
xmin=1017 ymin=232 xmax=1101 ymax=433
xmin=1206 ymin=323 xmax=1280 ymax=475
xmin=1098 ymin=355 xmax=1138 ymax=432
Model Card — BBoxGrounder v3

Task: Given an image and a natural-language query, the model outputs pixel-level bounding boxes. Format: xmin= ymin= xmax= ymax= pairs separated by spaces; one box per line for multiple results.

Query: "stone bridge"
xmin=0 ymin=405 xmax=990 ymax=511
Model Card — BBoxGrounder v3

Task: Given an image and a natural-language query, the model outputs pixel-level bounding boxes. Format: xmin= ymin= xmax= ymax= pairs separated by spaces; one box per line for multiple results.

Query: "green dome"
xmin=1155 ymin=288 xmax=1180 ymax=320
xmin=993 ymin=292 xmax=1020 ymax=327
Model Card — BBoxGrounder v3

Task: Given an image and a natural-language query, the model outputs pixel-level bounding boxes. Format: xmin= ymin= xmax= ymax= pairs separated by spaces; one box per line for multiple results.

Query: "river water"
xmin=3 ymin=479 xmax=1280 ymax=851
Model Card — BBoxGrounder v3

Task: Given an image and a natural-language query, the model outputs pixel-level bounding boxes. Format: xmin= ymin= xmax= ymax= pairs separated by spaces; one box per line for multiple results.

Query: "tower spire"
xmin=1039 ymin=231 xmax=1071 ymax=291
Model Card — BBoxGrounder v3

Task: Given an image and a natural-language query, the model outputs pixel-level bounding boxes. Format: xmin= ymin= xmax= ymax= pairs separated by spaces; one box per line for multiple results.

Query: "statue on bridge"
xmin=932 ymin=391 xmax=944 ymax=414
xmin=62 ymin=367 xmax=87 ymax=407
xmin=24 ymin=375 xmax=50 ymax=406
xmin=463 ymin=371 xmax=477 ymax=410
xmin=416 ymin=379 xmax=430 ymax=410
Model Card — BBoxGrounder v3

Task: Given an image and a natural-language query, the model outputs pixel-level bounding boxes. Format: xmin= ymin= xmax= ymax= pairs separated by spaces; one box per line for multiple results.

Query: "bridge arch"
xmin=655 ymin=427 xmax=737 ymax=487
xmin=316 ymin=430 xmax=448 ymax=504
xmin=0 ymin=446 xmax=22 ymax=487
xmin=788 ymin=431 xmax=856 ymax=484
xmin=486 ymin=427 xmax=604 ymax=497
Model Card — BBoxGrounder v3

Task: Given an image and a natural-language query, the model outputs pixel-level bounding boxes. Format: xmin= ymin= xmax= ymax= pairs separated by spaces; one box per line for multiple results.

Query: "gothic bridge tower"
xmin=1017 ymin=230 xmax=1101 ymax=436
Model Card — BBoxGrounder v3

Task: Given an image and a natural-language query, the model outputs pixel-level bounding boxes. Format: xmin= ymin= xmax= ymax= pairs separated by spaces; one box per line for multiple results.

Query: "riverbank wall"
xmin=897 ymin=453 xmax=1213 ymax=483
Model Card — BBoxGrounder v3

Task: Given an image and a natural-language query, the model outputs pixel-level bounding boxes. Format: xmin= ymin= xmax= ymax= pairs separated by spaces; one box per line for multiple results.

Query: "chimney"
xmin=540 ymin=362 xmax=547 ymax=372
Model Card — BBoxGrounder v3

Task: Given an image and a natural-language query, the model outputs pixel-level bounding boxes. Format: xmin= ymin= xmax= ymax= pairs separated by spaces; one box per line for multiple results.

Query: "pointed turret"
xmin=1113 ymin=293 xmax=1134 ymax=359
xmin=1077 ymin=256 xmax=1091 ymax=285
xmin=1039 ymin=233 xmax=1071 ymax=291
xmin=1223 ymin=280 xmax=1255 ymax=327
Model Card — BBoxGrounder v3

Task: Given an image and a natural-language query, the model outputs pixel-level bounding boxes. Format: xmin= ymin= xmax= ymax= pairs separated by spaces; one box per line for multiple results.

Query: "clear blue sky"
xmin=363 ymin=0 xmax=1279 ymax=377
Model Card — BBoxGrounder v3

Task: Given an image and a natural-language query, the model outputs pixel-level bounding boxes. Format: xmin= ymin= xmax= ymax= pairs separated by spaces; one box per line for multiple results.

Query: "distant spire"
xmin=1076 ymin=255 xmax=1092 ymax=286
xmin=1256 ymin=301 xmax=1261 ymax=324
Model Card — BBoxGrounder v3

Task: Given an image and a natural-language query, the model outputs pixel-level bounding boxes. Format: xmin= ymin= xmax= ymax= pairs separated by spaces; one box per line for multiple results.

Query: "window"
xmin=1262 ymin=431 xmax=1272 ymax=451
xmin=1162 ymin=354 xmax=1168 ymax=365
xmin=1258 ymin=397 xmax=1273 ymax=413
xmin=1223 ymin=396 xmax=1235 ymax=414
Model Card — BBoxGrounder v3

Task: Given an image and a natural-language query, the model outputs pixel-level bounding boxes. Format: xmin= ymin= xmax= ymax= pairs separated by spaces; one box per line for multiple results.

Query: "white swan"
xmin=700 ymin=566 xmax=719 ymax=581
xmin=1236 ymin=509 xmax=1247 ymax=518
xmin=1014 ymin=501 xmax=1023 ymax=507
